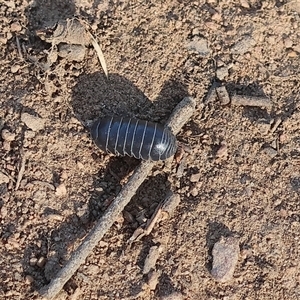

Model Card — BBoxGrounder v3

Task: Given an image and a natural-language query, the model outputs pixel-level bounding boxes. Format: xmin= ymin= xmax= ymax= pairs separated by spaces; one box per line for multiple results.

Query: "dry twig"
xmin=39 ymin=96 xmax=196 ymax=300
xmin=128 ymin=191 xmax=181 ymax=243
xmin=231 ymin=94 xmax=272 ymax=108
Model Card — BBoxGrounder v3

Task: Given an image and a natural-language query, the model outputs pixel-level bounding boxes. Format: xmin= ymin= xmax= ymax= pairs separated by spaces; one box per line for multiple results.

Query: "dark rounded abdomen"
xmin=90 ymin=116 xmax=177 ymax=161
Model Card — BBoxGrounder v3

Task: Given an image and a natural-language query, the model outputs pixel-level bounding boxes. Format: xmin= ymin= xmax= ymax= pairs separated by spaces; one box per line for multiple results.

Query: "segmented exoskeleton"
xmin=90 ymin=116 xmax=177 ymax=161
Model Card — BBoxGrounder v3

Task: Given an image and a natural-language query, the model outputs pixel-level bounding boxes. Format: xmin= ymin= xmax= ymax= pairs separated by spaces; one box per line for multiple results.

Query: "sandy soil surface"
xmin=1 ymin=0 xmax=300 ymax=299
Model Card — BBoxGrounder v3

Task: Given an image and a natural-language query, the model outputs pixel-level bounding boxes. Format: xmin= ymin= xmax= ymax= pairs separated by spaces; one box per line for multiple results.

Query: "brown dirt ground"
xmin=1 ymin=0 xmax=300 ymax=299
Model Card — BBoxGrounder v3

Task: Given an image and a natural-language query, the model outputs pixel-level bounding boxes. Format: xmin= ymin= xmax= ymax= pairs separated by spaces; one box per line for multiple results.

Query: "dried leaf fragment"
xmin=89 ymin=32 xmax=108 ymax=77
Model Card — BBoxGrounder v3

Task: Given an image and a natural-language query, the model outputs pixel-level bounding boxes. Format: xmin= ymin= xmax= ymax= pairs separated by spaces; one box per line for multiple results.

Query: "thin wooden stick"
xmin=231 ymin=94 xmax=272 ymax=108
xmin=39 ymin=97 xmax=196 ymax=300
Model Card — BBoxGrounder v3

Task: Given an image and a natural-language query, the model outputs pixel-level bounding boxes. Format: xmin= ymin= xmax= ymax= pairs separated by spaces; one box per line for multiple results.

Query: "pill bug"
xmin=90 ymin=116 xmax=177 ymax=161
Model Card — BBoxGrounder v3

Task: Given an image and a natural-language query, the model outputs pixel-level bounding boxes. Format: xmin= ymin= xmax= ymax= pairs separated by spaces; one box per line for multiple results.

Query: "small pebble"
xmin=284 ymin=38 xmax=293 ymax=48
xmin=21 ymin=113 xmax=45 ymax=131
xmin=77 ymin=161 xmax=84 ymax=169
xmin=11 ymin=65 xmax=20 ymax=73
xmin=190 ymin=173 xmax=201 ymax=183
xmin=240 ymin=0 xmax=250 ymax=8
xmin=25 ymin=275 xmax=34 ymax=284
xmin=160 ymin=292 xmax=184 ymax=300
xmin=1 ymin=129 xmax=16 ymax=141
xmin=0 ymin=34 xmax=8 ymax=44
xmin=211 ymin=236 xmax=240 ymax=282
xmin=257 ymin=119 xmax=271 ymax=135
xmin=143 ymin=246 xmax=161 ymax=274
xmin=147 ymin=270 xmax=160 ymax=290
xmin=231 ymin=35 xmax=256 ymax=55
xmin=215 ymin=86 xmax=230 ymax=105
xmin=161 ymin=193 xmax=181 ymax=218
xmin=29 ymin=257 xmax=38 ymax=266
xmin=216 ymin=141 xmax=228 ymax=159
xmin=55 ymin=183 xmax=67 ymax=197
xmin=263 ymin=146 xmax=277 ymax=158
xmin=186 ymin=37 xmax=211 ymax=56
xmin=37 ymin=257 xmax=47 ymax=268
xmin=216 ymin=67 xmax=229 ymax=81
xmin=60 ymin=170 xmax=68 ymax=180
xmin=3 ymin=140 xmax=11 ymax=151
xmin=190 ymin=187 xmax=199 ymax=197
xmin=0 ymin=171 xmax=9 ymax=184
xmin=1 ymin=206 xmax=8 ymax=217
xmin=24 ymin=130 xmax=36 ymax=139
xmin=10 ymin=22 xmax=22 ymax=32
xmin=88 ymin=264 xmax=100 ymax=275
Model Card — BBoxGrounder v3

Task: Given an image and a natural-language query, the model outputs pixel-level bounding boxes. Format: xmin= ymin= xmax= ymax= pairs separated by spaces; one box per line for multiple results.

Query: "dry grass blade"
xmin=15 ymin=153 xmax=26 ymax=191
xmin=16 ymin=36 xmax=23 ymax=60
xmin=88 ymin=32 xmax=108 ymax=78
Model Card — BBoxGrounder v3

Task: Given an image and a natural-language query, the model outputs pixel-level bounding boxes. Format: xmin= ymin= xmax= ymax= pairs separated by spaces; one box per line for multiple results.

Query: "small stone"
xmin=211 ymin=12 xmax=222 ymax=22
xmin=5 ymin=1 xmax=16 ymax=8
xmin=29 ymin=257 xmax=38 ymax=266
xmin=216 ymin=67 xmax=229 ymax=80
xmin=240 ymin=0 xmax=250 ymax=8
xmin=143 ymin=246 xmax=161 ymax=274
xmin=3 ymin=140 xmax=11 ymax=151
xmin=1 ymin=129 xmax=16 ymax=141
xmin=33 ymin=190 xmax=46 ymax=202
xmin=216 ymin=142 xmax=228 ymax=159
xmin=190 ymin=187 xmax=198 ymax=197
xmin=25 ymin=275 xmax=34 ymax=284
xmin=0 ymin=34 xmax=8 ymax=44
xmin=77 ymin=161 xmax=84 ymax=169
xmin=55 ymin=183 xmax=67 ymax=197
xmin=231 ymin=36 xmax=256 ymax=55
xmin=257 ymin=119 xmax=271 ymax=135
xmin=190 ymin=173 xmax=201 ymax=183
xmin=1 ymin=206 xmax=8 ymax=217
xmin=99 ymin=241 xmax=108 ymax=248
xmin=10 ymin=22 xmax=22 ymax=32
xmin=263 ymin=146 xmax=277 ymax=158
xmin=21 ymin=113 xmax=45 ymax=131
xmin=287 ymin=50 xmax=298 ymax=58
xmin=60 ymin=170 xmax=68 ymax=180
xmin=24 ymin=130 xmax=36 ymax=139
xmin=215 ymin=86 xmax=230 ymax=105
xmin=293 ymin=44 xmax=300 ymax=53
xmin=186 ymin=37 xmax=210 ymax=56
xmin=160 ymin=292 xmax=184 ymax=300
xmin=147 ymin=270 xmax=160 ymax=290
xmin=284 ymin=38 xmax=293 ymax=48
xmin=0 ymin=171 xmax=9 ymax=184
xmin=211 ymin=236 xmax=240 ymax=282
xmin=47 ymin=49 xmax=58 ymax=64
xmin=161 ymin=193 xmax=181 ymax=218
xmin=11 ymin=65 xmax=20 ymax=73
xmin=37 ymin=257 xmax=46 ymax=268
xmin=88 ymin=264 xmax=100 ymax=275
xmin=192 ymin=28 xmax=200 ymax=36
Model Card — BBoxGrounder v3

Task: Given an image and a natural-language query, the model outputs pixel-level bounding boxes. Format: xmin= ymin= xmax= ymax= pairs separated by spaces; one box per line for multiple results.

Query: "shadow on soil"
xmin=22 ymin=71 xmax=189 ymax=296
